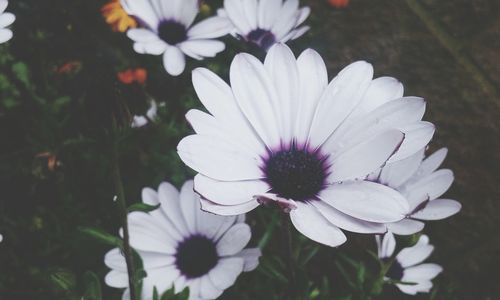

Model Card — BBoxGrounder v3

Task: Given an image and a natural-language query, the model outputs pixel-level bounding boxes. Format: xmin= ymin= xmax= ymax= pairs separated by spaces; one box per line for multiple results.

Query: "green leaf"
xmin=49 ymin=268 xmax=77 ymax=294
xmin=128 ymin=203 xmax=161 ymax=213
xmin=258 ymin=211 xmax=279 ymax=249
xmin=83 ymin=271 xmax=102 ymax=300
xmin=78 ymin=226 xmax=122 ymax=247
xmin=12 ymin=62 xmax=31 ymax=87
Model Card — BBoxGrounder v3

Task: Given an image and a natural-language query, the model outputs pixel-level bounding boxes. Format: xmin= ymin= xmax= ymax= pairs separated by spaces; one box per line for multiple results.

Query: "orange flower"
xmin=101 ymin=0 xmax=137 ymax=32
xmin=328 ymin=0 xmax=349 ymax=8
xmin=117 ymin=68 xmax=147 ymax=85
xmin=36 ymin=152 xmax=61 ymax=171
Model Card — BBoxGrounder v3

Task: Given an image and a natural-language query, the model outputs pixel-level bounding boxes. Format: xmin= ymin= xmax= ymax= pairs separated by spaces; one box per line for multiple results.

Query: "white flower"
xmin=177 ymin=43 xmax=435 ymax=247
xmin=367 ymin=148 xmax=461 ymax=235
xmin=104 ymin=180 xmax=261 ymax=300
xmin=219 ymin=0 xmax=310 ymax=50
xmin=376 ymin=232 xmax=443 ymax=295
xmin=0 ymin=0 xmax=15 ymax=44
xmin=131 ymin=100 xmax=159 ymax=128
xmin=120 ymin=0 xmax=232 ymax=76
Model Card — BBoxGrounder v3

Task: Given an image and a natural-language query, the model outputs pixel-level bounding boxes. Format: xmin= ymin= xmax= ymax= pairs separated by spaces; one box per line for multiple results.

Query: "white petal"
xmin=312 ymin=201 xmax=386 ymax=234
xmin=386 ymin=219 xmax=425 ymax=235
xmin=179 ymin=39 xmax=225 ymax=59
xmin=319 ymin=181 xmax=408 ymax=223
xmin=188 ymin=16 xmax=232 ymax=39
xmin=0 ymin=28 xmax=12 ymax=43
xmin=200 ymin=276 xmax=223 ymax=299
xmin=133 ymin=41 xmax=167 ymax=55
xmin=0 ymin=1 xmax=7 ymax=13
xmin=142 ymin=187 xmax=159 ymax=205
xmin=194 ymin=174 xmax=269 ymax=205
xmin=396 ymin=280 xmax=433 ymax=295
xmin=191 ymin=68 xmax=265 ymax=155
xmin=158 ymin=182 xmax=190 ymax=236
xmin=224 ymin=0 xmax=253 ymax=34
xmin=328 ymin=129 xmax=404 ymax=182
xmin=288 ymin=25 xmax=310 ymax=41
xmin=264 ymin=43 xmax=299 ymax=142
xmin=105 ymin=270 xmax=128 ymax=288
xmin=257 ymin=0 xmax=282 ymax=29
xmin=397 ymin=243 xmax=434 ymax=268
xmin=163 ymin=46 xmax=186 ymax=76
xmin=272 ymin=0 xmax=301 ymax=39
xmin=309 ymin=61 xmax=374 ymax=148
xmin=294 ymin=48 xmax=328 ymax=142
xmin=230 ymin=53 xmax=282 ymax=147
xmin=378 ymin=149 xmax=425 ymax=188
xmin=413 ymin=148 xmax=448 ymax=181
xmin=177 ymin=0 xmax=199 ymax=26
xmin=350 ymin=76 xmax=404 ymax=120
xmin=290 ymin=202 xmax=347 ymax=247
xmin=127 ymin=28 xmax=160 ymax=43
xmin=177 ymin=134 xmax=263 ymax=181
xmin=179 ymin=180 xmax=199 ymax=234
xmin=201 ymin=198 xmax=260 ymax=216
xmin=412 ymin=199 xmax=461 ymax=220
xmin=404 ymin=169 xmax=454 ymax=202
xmin=127 ymin=212 xmax=178 ymax=254
xmin=121 ymin=0 xmax=159 ymax=29
xmin=146 ymin=265 xmax=180 ymax=292
xmin=216 ymin=223 xmax=251 ymax=256
xmin=0 ymin=12 xmax=15 ymax=27
xmin=403 ymin=263 xmax=443 ymax=281
xmin=389 ymin=121 xmax=435 ymax=162
xmin=140 ymin=251 xmax=176 ymax=269
xmin=234 ymin=248 xmax=262 ymax=271
xmin=326 ymin=96 xmax=425 ymax=155
xmin=208 ymin=257 xmax=245 ymax=290
xmin=376 ymin=231 xmax=396 ymax=258
xmin=104 ymin=248 xmax=127 ymax=272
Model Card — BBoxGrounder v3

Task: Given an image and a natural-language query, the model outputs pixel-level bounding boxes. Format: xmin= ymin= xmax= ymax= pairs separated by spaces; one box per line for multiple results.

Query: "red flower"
xmin=117 ymin=68 xmax=147 ymax=85
xmin=328 ymin=0 xmax=349 ymax=8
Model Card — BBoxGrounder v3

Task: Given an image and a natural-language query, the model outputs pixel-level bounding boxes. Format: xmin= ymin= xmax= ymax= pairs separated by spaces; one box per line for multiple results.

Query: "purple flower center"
xmin=384 ymin=259 xmax=404 ymax=281
xmin=247 ymin=28 xmax=276 ymax=50
xmin=158 ymin=20 xmax=187 ymax=45
xmin=263 ymin=144 xmax=329 ymax=202
xmin=175 ymin=235 xmax=218 ymax=278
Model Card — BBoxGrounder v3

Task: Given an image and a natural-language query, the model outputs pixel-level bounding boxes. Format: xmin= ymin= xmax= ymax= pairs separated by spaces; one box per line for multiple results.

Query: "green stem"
xmin=405 ymin=0 xmax=499 ymax=101
xmin=111 ymin=139 xmax=137 ymax=300
xmin=282 ymin=215 xmax=298 ymax=300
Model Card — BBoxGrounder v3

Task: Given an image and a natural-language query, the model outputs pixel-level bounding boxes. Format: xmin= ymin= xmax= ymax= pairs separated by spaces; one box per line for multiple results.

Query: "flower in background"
xmin=131 ymin=100 xmax=158 ymax=128
xmin=104 ymin=180 xmax=261 ymax=299
xmin=177 ymin=43 xmax=436 ymax=247
xmin=0 ymin=0 xmax=15 ymax=44
xmin=376 ymin=232 xmax=442 ymax=295
xmin=35 ymin=152 xmax=61 ymax=171
xmin=367 ymin=148 xmax=461 ymax=235
xmin=117 ymin=68 xmax=147 ymax=85
xmin=121 ymin=0 xmax=232 ymax=76
xmin=328 ymin=0 xmax=349 ymax=9
xmin=55 ymin=61 xmax=82 ymax=75
xmin=101 ymin=0 xmax=137 ymax=32
xmin=219 ymin=0 xmax=310 ymax=50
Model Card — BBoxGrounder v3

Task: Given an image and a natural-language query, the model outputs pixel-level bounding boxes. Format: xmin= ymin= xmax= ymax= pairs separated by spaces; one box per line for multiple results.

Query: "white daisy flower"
xmin=120 ymin=0 xmax=232 ymax=76
xmin=368 ymin=148 xmax=461 ymax=235
xmin=131 ymin=100 xmax=159 ymax=128
xmin=104 ymin=180 xmax=261 ymax=300
xmin=376 ymin=232 xmax=443 ymax=295
xmin=177 ymin=43 xmax=436 ymax=247
xmin=219 ymin=0 xmax=310 ymax=50
xmin=0 ymin=0 xmax=15 ymax=44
